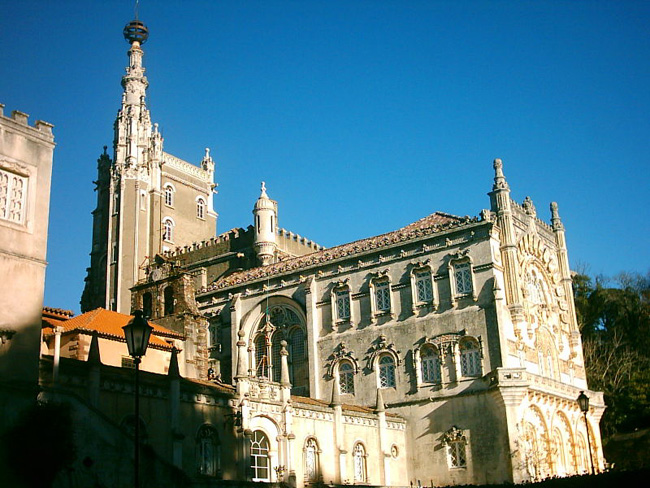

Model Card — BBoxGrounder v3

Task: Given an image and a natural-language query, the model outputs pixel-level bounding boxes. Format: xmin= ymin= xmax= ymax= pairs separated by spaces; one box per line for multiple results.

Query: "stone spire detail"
xmin=488 ymin=158 xmax=524 ymax=322
xmin=115 ymin=19 xmax=153 ymax=176
xmin=253 ymin=182 xmax=278 ymax=266
xmin=550 ymin=201 xmax=564 ymax=231
xmin=375 ymin=388 xmax=386 ymax=413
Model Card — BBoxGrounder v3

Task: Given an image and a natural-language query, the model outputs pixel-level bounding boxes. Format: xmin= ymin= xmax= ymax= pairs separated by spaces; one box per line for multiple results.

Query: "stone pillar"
xmin=87 ymin=331 xmax=101 ymax=408
xmin=304 ymin=276 xmax=320 ymax=398
xmin=168 ymin=347 xmax=183 ymax=468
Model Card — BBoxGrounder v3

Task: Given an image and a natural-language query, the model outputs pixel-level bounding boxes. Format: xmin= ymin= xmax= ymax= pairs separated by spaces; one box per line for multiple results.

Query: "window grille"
xmin=336 ymin=289 xmax=351 ymax=320
xmin=379 ymin=355 xmax=396 ymax=388
xmin=421 ymin=347 xmax=441 ymax=383
xmin=455 ymin=262 xmax=473 ymax=295
xmin=415 ymin=271 xmax=433 ymax=302
xmin=460 ymin=341 xmax=481 ymax=377
xmin=339 ymin=362 xmax=355 ymax=394
xmin=375 ymin=281 xmax=391 ymax=312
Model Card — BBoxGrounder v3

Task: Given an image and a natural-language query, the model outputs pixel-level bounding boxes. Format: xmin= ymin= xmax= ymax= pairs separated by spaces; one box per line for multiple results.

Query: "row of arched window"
xmin=336 ymin=337 xmax=483 ymax=395
xmin=190 ymin=426 xmax=370 ymax=483
xmin=331 ymin=259 xmax=476 ymax=327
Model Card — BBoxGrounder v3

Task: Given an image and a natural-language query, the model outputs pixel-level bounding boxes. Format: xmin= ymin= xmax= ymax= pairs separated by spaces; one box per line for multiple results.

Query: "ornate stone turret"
xmin=253 ymin=182 xmax=278 ymax=266
xmin=488 ymin=158 xmax=524 ymax=322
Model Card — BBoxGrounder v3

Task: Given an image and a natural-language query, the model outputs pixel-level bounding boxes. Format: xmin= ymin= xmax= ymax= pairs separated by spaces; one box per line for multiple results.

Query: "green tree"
xmin=574 ymin=271 xmax=650 ymax=437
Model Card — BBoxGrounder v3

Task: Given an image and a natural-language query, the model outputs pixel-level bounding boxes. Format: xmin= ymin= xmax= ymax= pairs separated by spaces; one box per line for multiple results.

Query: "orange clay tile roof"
xmin=42 ymin=308 xmax=183 ymax=352
xmin=202 ymin=211 xmax=478 ymax=292
xmin=42 ymin=307 xmax=74 ymax=329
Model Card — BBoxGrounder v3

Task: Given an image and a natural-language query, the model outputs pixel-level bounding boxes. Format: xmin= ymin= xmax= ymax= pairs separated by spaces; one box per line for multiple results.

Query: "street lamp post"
xmin=577 ymin=391 xmax=595 ymax=475
xmin=123 ymin=310 xmax=153 ymax=488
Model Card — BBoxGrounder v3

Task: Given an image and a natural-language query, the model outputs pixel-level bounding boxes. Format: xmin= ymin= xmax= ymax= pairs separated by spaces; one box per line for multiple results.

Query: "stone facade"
xmin=76 ymin=19 xmax=607 ymax=487
xmin=0 ymin=103 xmax=55 ymax=482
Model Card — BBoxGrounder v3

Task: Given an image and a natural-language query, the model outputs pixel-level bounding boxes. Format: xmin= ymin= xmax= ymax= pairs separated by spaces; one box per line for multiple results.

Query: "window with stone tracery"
xmin=375 ymin=281 xmax=391 ymax=311
xmin=421 ymin=346 xmax=442 ymax=383
xmin=0 ymin=169 xmax=27 ymax=224
xmin=454 ymin=262 xmax=473 ymax=295
xmin=448 ymin=438 xmax=467 ymax=468
xmin=353 ymin=443 xmax=367 ymax=482
xmin=250 ymin=430 xmax=270 ymax=482
xmin=415 ymin=270 xmax=434 ymax=302
xmin=460 ymin=339 xmax=481 ymax=377
xmin=378 ymin=354 xmax=396 ymax=388
xmin=338 ymin=361 xmax=355 ymax=394
xmin=253 ymin=305 xmax=308 ymax=393
xmin=335 ymin=289 xmax=351 ymax=320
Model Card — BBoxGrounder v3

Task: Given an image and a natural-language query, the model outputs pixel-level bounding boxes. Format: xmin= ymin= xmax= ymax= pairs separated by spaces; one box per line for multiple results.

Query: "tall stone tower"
xmin=81 ymin=19 xmax=217 ymax=314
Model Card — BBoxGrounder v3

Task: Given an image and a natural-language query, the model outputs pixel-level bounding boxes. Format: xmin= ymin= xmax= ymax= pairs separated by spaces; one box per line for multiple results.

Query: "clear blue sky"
xmin=1 ymin=1 xmax=648 ymax=314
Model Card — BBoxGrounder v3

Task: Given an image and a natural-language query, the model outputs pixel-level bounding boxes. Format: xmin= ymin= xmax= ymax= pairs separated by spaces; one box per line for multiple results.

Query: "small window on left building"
xmin=0 ymin=168 xmax=28 ymax=224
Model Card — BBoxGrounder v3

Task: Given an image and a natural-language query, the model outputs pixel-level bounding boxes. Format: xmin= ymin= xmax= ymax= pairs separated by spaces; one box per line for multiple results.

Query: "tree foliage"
xmin=574 ymin=271 xmax=650 ymax=437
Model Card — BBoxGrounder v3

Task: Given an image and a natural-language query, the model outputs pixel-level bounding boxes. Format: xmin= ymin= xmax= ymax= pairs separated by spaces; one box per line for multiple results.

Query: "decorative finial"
xmin=260 ymin=181 xmax=268 ymax=197
xmin=522 ymin=196 xmax=536 ymax=217
xmin=550 ymin=202 xmax=564 ymax=231
xmin=123 ymin=19 xmax=149 ymax=45
xmin=492 ymin=158 xmax=509 ymax=191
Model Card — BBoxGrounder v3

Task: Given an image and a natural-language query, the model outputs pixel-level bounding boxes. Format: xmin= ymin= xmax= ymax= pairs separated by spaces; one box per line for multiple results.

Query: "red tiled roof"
xmin=203 ymin=211 xmax=477 ymax=291
xmin=42 ymin=308 xmax=183 ymax=351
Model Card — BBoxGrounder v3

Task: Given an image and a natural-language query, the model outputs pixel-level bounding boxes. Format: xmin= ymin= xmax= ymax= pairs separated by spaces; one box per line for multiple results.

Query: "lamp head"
xmin=577 ymin=390 xmax=590 ymax=413
xmin=123 ymin=310 xmax=153 ymax=359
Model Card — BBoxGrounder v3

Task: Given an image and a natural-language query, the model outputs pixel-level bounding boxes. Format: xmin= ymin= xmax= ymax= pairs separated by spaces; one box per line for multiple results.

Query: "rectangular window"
xmin=448 ymin=441 xmax=467 ymax=468
xmin=375 ymin=282 xmax=391 ymax=312
xmin=336 ymin=289 xmax=351 ymax=320
xmin=0 ymin=168 xmax=27 ymax=224
xmin=455 ymin=262 xmax=472 ymax=295
xmin=415 ymin=271 xmax=433 ymax=302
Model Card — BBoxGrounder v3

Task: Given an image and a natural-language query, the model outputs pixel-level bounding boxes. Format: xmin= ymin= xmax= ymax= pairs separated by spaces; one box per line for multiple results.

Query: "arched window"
xmin=164 ymin=286 xmax=175 ymax=316
xmin=254 ymin=305 xmax=308 ymax=394
xmin=378 ymin=355 xmax=396 ymax=388
xmin=421 ymin=346 xmax=441 ymax=383
xmin=271 ymin=331 xmax=284 ymax=382
xmin=250 ymin=430 xmax=270 ymax=482
xmin=164 ymin=184 xmax=175 ymax=207
xmin=197 ymin=197 xmax=206 ymax=219
xmin=196 ymin=425 xmax=220 ymax=476
xmin=142 ymin=292 xmax=153 ymax=318
xmin=339 ymin=361 xmax=355 ymax=395
xmin=255 ymin=335 xmax=268 ymax=378
xmin=290 ymin=328 xmax=306 ymax=387
xmin=353 ymin=443 xmax=367 ymax=482
xmin=304 ymin=437 xmax=320 ymax=483
xmin=162 ymin=218 xmax=174 ymax=242
xmin=460 ymin=339 xmax=482 ymax=377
